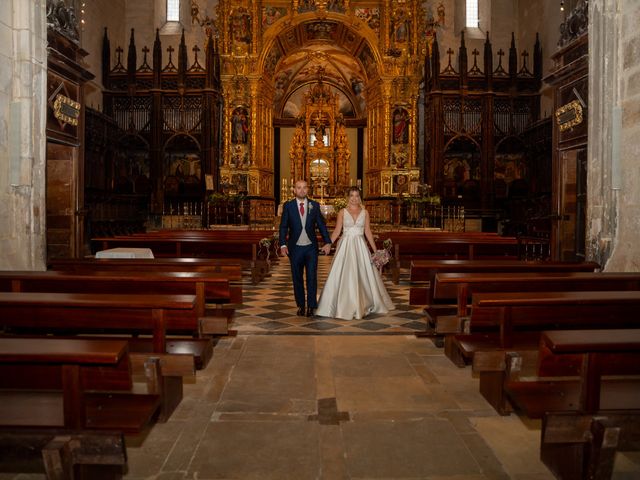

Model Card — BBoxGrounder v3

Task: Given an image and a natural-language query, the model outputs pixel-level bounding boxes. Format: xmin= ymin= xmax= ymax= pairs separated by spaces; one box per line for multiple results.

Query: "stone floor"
xmin=115 ymin=334 xmax=640 ymax=480
xmin=118 ymin=258 xmax=640 ymax=479
xmin=3 ymin=259 xmax=639 ymax=479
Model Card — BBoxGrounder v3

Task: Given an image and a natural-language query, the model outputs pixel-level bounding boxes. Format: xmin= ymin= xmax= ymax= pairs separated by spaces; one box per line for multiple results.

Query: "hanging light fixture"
xmin=560 ymin=0 xmax=565 ymax=11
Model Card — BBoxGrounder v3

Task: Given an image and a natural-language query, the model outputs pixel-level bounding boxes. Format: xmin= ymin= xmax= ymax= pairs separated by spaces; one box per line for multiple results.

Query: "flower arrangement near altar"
xmin=333 ymin=197 xmax=348 ymax=211
xmin=371 ymin=248 xmax=391 ymax=271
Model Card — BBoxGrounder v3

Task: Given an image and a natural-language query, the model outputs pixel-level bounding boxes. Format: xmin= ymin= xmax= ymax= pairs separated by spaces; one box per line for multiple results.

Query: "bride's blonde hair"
xmin=346 ymin=186 xmax=363 ymax=207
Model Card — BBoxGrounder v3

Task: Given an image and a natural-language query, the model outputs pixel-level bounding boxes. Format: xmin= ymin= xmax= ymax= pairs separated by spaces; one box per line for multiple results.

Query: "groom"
xmin=279 ymin=180 xmax=332 ymax=317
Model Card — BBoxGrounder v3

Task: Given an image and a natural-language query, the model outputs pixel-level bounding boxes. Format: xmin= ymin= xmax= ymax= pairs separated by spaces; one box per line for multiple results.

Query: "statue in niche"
xmin=231 ymin=107 xmax=249 ymax=144
xmin=392 ymin=9 xmax=410 ymax=44
xmin=392 ymin=108 xmax=409 ymax=144
xmin=230 ymin=8 xmax=251 ymax=44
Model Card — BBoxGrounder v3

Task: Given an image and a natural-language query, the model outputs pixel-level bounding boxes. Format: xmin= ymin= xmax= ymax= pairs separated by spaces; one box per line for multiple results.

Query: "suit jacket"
xmin=279 ymin=199 xmax=331 ymax=250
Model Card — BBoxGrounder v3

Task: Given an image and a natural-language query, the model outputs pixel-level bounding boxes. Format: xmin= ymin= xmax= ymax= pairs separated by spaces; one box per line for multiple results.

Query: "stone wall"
xmin=81 ymin=0 xmax=126 ymax=110
xmin=0 ymin=1 xmax=47 ymax=270
xmin=589 ymin=0 xmax=640 ymax=271
xmin=517 ymin=0 xmax=564 ymax=118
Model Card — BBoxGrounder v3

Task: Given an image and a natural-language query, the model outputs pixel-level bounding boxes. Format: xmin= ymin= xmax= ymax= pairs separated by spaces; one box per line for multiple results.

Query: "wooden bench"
xmin=48 ymin=257 xmax=243 ymax=305
xmin=0 ymin=291 xmax=198 ymax=352
xmin=91 ymin=231 xmax=271 ymax=283
xmin=0 ymin=270 xmax=237 ymax=336
xmin=0 ymin=337 xmax=160 ymax=477
xmin=434 ymin=271 xmax=640 ymax=328
xmin=410 ymin=261 xmax=600 ymax=342
xmin=505 ymin=329 xmax=640 ymax=480
xmin=410 ymin=259 xmax=600 ymax=306
xmin=380 ymin=232 xmax=522 ymax=283
xmin=449 ymin=291 xmax=640 ymax=414
xmin=0 ymin=292 xmax=201 ymax=421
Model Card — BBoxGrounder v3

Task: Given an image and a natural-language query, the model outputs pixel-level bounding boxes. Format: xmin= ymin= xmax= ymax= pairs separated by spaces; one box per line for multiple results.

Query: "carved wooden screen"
xmin=424 ymin=31 xmax=543 ymax=212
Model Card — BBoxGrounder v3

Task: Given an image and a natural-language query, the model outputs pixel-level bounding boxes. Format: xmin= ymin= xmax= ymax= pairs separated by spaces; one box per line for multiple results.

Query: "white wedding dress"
xmin=316 ymin=209 xmax=395 ymax=320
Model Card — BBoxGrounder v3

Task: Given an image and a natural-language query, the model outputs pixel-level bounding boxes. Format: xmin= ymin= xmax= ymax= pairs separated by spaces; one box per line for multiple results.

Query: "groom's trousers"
xmin=289 ymin=244 xmax=319 ymax=308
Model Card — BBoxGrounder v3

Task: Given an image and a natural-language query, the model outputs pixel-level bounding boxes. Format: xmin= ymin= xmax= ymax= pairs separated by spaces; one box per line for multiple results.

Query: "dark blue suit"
xmin=279 ymin=198 xmax=331 ymax=309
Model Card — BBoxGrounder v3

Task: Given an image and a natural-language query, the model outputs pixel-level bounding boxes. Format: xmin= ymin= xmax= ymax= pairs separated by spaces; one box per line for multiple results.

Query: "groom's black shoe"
xmin=297 ymin=306 xmax=305 ymax=316
xmin=306 ymin=307 xmax=315 ymax=317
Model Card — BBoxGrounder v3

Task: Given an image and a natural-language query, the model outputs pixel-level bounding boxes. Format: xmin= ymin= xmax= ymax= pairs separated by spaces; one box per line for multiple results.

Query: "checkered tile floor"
xmin=230 ymin=256 xmax=428 ymax=335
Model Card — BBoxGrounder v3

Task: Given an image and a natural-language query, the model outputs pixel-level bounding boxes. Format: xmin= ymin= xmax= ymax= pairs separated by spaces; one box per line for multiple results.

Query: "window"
xmin=465 ymin=0 xmax=479 ymax=29
xmin=167 ymin=0 xmax=180 ymax=22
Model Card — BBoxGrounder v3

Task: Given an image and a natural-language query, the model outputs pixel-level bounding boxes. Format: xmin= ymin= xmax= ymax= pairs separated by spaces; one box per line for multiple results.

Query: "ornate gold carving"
xmin=555 ymin=100 xmax=583 ymax=132
xmin=53 ymin=94 xmax=80 ymax=126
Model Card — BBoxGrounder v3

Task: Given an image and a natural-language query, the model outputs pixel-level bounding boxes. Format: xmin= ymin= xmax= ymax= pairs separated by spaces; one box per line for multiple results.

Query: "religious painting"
xmin=231 ymin=107 xmax=249 ymax=144
xmin=230 ymin=8 xmax=251 ymax=45
xmin=262 ymin=6 xmax=286 ymax=28
xmin=230 ymin=144 xmax=250 ymax=168
xmin=444 ymin=155 xmax=471 ymax=183
xmin=273 ymin=69 xmax=292 ymax=106
xmin=391 ymin=8 xmax=410 ymax=45
xmin=355 ymin=8 xmax=380 ymax=33
xmin=297 ymin=0 xmax=316 ymax=13
xmin=443 ymin=137 xmax=481 ymax=196
xmin=282 ymin=27 xmax=300 ymax=50
xmin=495 ymin=136 xmax=527 ymax=185
xmin=264 ymin=45 xmax=283 ymax=78
xmin=392 ymin=173 xmax=410 ymax=194
xmin=494 ymin=153 xmax=527 ymax=184
xmin=327 ymin=0 xmax=346 ymax=14
xmin=392 ymin=108 xmax=410 ymax=144
xmin=231 ymin=173 xmax=249 ymax=193
xmin=165 ymin=154 xmax=201 ymax=180
xmin=357 ymin=44 xmax=377 ymax=79
xmin=163 ymin=152 xmax=201 ymax=196
xmin=305 ymin=21 xmax=338 ymax=41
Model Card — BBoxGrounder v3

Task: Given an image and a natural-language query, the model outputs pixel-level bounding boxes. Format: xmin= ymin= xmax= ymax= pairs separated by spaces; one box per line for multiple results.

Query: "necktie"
xmin=299 ymin=202 xmax=304 ymax=216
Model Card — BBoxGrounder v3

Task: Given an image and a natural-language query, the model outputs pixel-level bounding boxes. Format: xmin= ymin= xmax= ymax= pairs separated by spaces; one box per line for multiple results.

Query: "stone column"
xmin=588 ymin=0 xmax=640 ymax=271
xmin=0 ymin=0 xmax=47 ymax=269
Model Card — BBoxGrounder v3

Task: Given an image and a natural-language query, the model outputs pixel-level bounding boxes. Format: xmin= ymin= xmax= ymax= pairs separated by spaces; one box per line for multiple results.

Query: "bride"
xmin=316 ymin=187 xmax=395 ymax=320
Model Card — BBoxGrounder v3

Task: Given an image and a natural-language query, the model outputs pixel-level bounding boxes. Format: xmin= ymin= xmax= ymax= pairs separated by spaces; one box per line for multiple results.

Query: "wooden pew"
xmin=0 ymin=337 xmax=160 ymax=477
xmin=0 ymin=292 xmax=197 ymax=353
xmin=0 ymin=292 xmax=200 ymax=421
xmin=91 ymin=231 xmax=271 ymax=283
xmin=48 ymin=257 xmax=243 ymax=305
xmin=505 ymin=329 xmax=640 ymax=480
xmin=449 ymin=291 xmax=640 ymax=414
xmin=380 ymin=232 xmax=523 ymax=283
xmin=0 ymin=270 xmax=237 ymax=337
xmin=50 ymin=257 xmax=242 ymax=277
xmin=410 ymin=259 xmax=600 ymax=307
xmin=434 ymin=271 xmax=640 ymax=328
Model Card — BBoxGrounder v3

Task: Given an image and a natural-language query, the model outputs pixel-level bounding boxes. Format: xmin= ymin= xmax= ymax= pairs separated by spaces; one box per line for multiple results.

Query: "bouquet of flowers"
xmin=371 ymin=248 xmax=391 ymax=271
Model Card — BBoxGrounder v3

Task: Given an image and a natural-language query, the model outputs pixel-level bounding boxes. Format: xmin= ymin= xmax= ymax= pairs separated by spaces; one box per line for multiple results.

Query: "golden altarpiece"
xmin=90 ymin=0 xmax=547 ymax=231
xmin=213 ymin=0 xmax=425 ymax=222
xmin=288 ymin=73 xmax=352 ymax=203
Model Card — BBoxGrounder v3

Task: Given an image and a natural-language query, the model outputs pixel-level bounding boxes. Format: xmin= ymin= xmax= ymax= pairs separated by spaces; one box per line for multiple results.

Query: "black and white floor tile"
xmin=229 ymin=256 xmax=428 ymax=335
